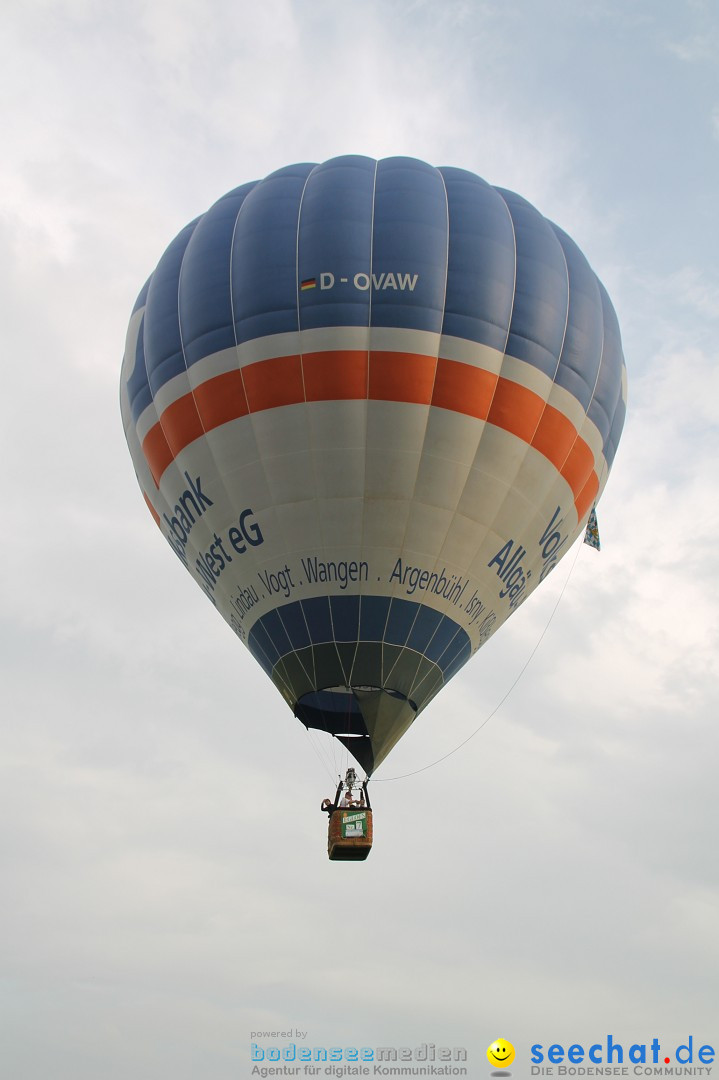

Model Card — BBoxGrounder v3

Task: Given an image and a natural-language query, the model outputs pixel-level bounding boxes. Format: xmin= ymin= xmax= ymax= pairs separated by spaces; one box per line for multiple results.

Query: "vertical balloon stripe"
xmin=497 ymin=189 xmax=570 ymax=379
xmin=143 ymin=221 xmax=199 ymax=393
xmin=588 ymin=280 xmax=625 ymax=447
xmin=549 ymin=224 xmax=604 ymax=411
xmin=179 ymin=183 xmax=256 ymax=367
xmin=369 ymin=162 xmax=443 ymax=651
xmin=126 ymin=314 xmax=153 ymax=423
xmin=296 ymin=162 xmax=373 ymax=702
xmin=604 ymin=394 xmax=626 ymax=469
xmin=231 ymin=164 xmax=315 ymax=344
xmin=371 ymin=158 xmax=449 ymax=333
xmin=438 ymin=167 xmax=516 ymax=351
xmin=297 ymin=155 xmax=375 ymax=331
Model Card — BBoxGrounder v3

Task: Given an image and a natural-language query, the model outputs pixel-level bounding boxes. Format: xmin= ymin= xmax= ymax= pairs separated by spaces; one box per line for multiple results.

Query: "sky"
xmin=2 ymin=1 xmax=718 ymax=1077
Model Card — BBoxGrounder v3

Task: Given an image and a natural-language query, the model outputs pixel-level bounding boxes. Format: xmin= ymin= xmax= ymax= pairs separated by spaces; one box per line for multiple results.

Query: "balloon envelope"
xmin=120 ymin=156 xmax=627 ymax=774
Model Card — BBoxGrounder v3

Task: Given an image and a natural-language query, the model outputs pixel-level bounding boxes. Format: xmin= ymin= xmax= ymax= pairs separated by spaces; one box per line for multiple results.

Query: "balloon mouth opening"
xmin=295 ymin=685 xmax=419 ymax=775
xmin=295 ymin=685 xmax=413 ymax=736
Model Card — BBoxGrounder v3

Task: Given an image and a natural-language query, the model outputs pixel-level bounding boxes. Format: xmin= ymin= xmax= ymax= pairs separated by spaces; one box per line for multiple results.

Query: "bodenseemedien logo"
xmin=250 ymin=1041 xmax=469 ymax=1076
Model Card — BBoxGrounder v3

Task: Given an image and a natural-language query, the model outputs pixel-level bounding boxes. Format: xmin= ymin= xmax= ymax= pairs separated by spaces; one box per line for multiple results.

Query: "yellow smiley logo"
xmin=487 ymin=1039 xmax=515 ymax=1069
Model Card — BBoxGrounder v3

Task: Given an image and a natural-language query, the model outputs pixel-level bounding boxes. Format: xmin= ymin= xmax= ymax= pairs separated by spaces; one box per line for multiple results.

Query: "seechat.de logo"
xmin=530 ymin=1035 xmax=715 ymax=1073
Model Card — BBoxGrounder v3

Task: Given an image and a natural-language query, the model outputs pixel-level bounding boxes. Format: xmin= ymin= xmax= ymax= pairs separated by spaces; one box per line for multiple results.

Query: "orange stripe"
xmin=194 ymin=369 xmax=249 ymax=430
xmin=139 ymin=351 xmax=600 ymax=510
xmin=142 ymin=422 xmax=174 ymax=486
xmin=531 ymin=403 xmax=577 ymax=471
xmin=561 ymin=438 xmax=595 ymax=500
xmin=304 ymin=350 xmax=368 ymax=400
xmin=369 ymin=350 xmax=436 ymax=403
xmin=432 ymin=357 xmax=496 ymax=418
xmin=575 ymin=472 xmax=599 ymax=520
xmin=162 ymin=394 xmax=204 ymax=456
xmin=488 ymin=378 xmax=545 ymax=443
xmin=243 ymin=353 xmax=304 ymax=412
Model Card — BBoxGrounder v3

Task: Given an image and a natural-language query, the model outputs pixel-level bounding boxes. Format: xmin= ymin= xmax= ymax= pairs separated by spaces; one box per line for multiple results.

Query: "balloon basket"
xmin=327 ymin=809 xmax=373 ymax=861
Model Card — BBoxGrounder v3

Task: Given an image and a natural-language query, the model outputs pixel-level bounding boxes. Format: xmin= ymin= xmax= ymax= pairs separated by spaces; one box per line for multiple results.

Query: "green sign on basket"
xmin=341 ymin=811 xmax=367 ymax=838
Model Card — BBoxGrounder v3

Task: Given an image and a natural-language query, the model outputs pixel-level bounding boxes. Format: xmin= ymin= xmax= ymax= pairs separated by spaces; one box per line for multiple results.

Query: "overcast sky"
xmin=2 ymin=2 xmax=718 ymax=1078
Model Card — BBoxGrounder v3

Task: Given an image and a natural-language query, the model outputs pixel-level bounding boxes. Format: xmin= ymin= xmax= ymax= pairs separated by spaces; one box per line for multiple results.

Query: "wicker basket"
xmin=327 ymin=809 xmax=373 ymax=861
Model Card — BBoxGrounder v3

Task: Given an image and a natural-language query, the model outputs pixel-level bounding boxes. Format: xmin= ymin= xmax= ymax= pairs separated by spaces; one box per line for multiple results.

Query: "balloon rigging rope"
xmin=372 ymin=535 xmax=585 ymax=783
xmin=305 ymin=727 xmax=341 ymax=785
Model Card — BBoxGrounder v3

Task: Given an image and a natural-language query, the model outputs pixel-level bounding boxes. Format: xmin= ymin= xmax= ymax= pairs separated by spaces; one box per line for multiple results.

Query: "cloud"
xmin=649 ymin=266 xmax=719 ymax=325
xmin=665 ymin=31 xmax=719 ymax=63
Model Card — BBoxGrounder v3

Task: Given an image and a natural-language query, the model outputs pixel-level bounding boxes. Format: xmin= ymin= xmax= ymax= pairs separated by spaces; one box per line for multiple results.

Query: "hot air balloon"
xmin=120 ymin=155 xmax=626 ymax=808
